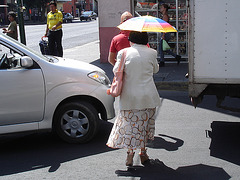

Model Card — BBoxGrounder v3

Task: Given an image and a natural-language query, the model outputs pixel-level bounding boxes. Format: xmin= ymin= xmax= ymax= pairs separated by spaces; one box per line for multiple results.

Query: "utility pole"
xmin=16 ymin=0 xmax=26 ymax=45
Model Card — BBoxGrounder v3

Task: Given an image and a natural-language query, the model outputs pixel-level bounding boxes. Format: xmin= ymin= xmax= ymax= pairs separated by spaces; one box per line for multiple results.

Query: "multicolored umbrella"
xmin=117 ymin=15 xmax=177 ymax=33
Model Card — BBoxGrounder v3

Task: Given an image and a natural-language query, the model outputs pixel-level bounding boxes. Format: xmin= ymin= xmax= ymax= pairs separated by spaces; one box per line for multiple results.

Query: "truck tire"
xmin=53 ymin=101 xmax=99 ymax=143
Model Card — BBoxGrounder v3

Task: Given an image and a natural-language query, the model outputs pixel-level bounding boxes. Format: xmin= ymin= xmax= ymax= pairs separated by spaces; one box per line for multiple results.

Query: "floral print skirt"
xmin=106 ymin=108 xmax=156 ymax=150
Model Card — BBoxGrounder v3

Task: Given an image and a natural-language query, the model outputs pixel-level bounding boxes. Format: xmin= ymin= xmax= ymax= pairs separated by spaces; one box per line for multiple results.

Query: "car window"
xmin=0 ymin=44 xmax=24 ymax=70
xmin=83 ymin=12 xmax=91 ymax=15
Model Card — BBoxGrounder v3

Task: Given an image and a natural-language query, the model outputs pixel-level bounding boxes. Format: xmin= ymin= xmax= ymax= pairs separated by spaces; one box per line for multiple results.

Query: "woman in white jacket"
xmin=107 ymin=31 xmax=160 ymax=166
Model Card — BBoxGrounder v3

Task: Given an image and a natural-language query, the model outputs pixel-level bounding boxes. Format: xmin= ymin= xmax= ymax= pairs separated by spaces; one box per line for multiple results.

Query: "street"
xmin=0 ymin=90 xmax=240 ymax=179
xmin=24 ymin=18 xmax=99 ymax=53
xmin=0 ymin=20 xmax=240 ymax=179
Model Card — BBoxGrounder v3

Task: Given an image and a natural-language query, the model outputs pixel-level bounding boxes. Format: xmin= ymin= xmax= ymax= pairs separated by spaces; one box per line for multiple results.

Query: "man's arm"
xmin=108 ymin=52 xmax=117 ymax=66
xmin=3 ymin=29 xmax=13 ymax=34
xmin=45 ymin=24 xmax=49 ymax=37
xmin=3 ymin=23 xmax=14 ymax=34
xmin=51 ymin=21 xmax=62 ymax=31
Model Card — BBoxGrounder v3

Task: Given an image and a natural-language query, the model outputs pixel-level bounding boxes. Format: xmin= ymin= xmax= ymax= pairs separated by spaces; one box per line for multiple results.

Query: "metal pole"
xmin=17 ymin=0 xmax=26 ymax=45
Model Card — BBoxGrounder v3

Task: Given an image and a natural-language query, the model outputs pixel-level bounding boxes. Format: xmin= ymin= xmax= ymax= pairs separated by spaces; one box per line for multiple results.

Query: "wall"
xmin=98 ymin=0 xmax=131 ymax=63
xmin=57 ymin=2 xmax=64 ymax=12
xmin=62 ymin=0 xmax=93 ymax=16
xmin=63 ymin=0 xmax=76 ymax=16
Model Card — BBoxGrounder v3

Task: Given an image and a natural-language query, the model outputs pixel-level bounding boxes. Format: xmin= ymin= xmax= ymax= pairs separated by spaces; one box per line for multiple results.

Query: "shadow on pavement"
xmin=116 ymin=160 xmax=231 ymax=180
xmin=209 ymin=121 xmax=240 ymax=166
xmin=147 ymin=134 xmax=184 ymax=151
xmin=0 ymin=121 xmax=114 ymax=176
xmin=159 ymin=91 xmax=240 ymax=118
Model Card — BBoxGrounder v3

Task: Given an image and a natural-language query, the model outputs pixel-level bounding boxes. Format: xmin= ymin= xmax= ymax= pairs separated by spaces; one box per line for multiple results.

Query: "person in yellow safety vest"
xmin=45 ymin=1 xmax=63 ymax=57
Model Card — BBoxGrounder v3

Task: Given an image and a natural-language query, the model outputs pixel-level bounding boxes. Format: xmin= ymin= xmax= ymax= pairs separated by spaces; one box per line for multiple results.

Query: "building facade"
xmin=61 ymin=0 xmax=98 ymax=17
xmin=0 ymin=0 xmax=16 ymax=25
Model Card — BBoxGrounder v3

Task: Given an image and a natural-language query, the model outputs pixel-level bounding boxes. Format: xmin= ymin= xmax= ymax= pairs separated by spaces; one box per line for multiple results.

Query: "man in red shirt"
xmin=108 ymin=11 xmax=133 ymax=66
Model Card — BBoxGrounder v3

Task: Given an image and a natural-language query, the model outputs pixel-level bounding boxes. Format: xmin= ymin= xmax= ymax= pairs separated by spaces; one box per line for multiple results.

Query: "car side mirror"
xmin=20 ymin=56 xmax=33 ymax=68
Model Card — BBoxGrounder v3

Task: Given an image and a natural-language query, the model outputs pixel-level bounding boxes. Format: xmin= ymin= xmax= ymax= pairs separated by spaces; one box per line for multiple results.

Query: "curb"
xmin=155 ymin=81 xmax=188 ymax=91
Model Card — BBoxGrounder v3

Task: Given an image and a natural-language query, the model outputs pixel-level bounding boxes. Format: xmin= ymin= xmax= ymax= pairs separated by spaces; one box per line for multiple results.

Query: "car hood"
xmin=53 ymin=57 xmax=104 ymax=74
xmin=41 ymin=57 xmax=109 ymax=94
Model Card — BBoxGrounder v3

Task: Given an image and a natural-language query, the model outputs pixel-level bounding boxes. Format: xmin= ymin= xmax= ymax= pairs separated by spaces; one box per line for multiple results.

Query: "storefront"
xmin=98 ymin=0 xmax=188 ymax=63
xmin=134 ymin=0 xmax=188 ymax=59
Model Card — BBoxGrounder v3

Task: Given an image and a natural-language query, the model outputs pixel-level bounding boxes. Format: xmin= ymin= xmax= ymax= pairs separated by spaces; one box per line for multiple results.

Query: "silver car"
xmin=0 ymin=33 xmax=115 ymax=143
xmin=63 ymin=13 xmax=74 ymax=23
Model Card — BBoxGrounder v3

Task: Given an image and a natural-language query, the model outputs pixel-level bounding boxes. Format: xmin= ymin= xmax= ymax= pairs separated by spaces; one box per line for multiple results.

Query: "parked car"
xmin=63 ymin=13 xmax=74 ymax=23
xmin=80 ymin=11 xmax=97 ymax=21
xmin=0 ymin=33 xmax=115 ymax=143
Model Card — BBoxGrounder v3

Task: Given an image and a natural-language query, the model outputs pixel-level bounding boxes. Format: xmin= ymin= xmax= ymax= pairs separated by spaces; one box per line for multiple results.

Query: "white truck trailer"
xmin=188 ymin=0 xmax=240 ymax=108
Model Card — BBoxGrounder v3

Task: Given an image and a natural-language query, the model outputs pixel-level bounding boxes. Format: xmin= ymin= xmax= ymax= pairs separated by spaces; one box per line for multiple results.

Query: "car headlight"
xmin=88 ymin=71 xmax=111 ymax=86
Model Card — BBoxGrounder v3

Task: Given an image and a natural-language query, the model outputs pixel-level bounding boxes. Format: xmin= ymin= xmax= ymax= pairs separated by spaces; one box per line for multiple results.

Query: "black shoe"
xmin=159 ymin=61 xmax=165 ymax=67
xmin=176 ymin=55 xmax=181 ymax=65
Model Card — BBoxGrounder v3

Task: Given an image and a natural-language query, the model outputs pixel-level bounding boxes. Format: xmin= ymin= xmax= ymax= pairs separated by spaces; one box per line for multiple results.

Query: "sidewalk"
xmin=63 ymin=40 xmax=188 ymax=91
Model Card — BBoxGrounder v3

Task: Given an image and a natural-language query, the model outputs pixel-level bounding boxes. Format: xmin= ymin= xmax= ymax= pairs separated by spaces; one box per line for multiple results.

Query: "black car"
xmin=80 ymin=11 xmax=97 ymax=21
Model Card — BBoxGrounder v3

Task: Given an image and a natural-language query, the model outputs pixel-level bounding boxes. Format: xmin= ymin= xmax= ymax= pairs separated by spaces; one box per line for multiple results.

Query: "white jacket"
xmin=114 ymin=44 xmax=160 ymax=110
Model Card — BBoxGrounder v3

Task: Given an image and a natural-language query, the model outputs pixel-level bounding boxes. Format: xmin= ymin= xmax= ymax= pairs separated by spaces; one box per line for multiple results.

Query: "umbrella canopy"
xmin=117 ymin=15 xmax=177 ymax=33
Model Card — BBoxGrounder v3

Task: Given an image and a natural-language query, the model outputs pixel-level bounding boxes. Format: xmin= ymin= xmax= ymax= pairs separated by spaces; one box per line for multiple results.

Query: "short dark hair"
xmin=8 ymin=11 xmax=16 ymax=20
xmin=49 ymin=1 xmax=57 ymax=7
xmin=128 ymin=31 xmax=148 ymax=45
xmin=162 ymin=4 xmax=169 ymax=11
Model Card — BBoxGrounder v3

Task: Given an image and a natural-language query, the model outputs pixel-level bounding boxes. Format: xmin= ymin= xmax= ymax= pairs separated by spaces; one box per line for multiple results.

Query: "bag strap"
xmin=117 ymin=49 xmax=127 ymax=72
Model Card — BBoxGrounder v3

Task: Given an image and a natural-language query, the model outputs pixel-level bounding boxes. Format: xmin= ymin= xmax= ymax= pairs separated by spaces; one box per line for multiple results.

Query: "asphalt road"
xmin=0 ymin=91 xmax=240 ymax=180
xmin=24 ymin=18 xmax=99 ymax=53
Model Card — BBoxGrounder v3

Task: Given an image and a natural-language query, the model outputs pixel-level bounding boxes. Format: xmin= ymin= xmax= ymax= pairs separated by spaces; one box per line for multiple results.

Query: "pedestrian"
xmin=106 ymin=31 xmax=160 ymax=166
xmin=158 ymin=4 xmax=181 ymax=67
xmin=45 ymin=1 xmax=63 ymax=57
xmin=108 ymin=11 xmax=133 ymax=66
xmin=2 ymin=11 xmax=18 ymax=40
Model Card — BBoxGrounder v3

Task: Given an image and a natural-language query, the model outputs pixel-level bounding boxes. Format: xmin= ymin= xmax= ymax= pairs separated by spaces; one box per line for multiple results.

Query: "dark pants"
xmin=158 ymin=33 xmax=177 ymax=62
xmin=48 ymin=29 xmax=63 ymax=57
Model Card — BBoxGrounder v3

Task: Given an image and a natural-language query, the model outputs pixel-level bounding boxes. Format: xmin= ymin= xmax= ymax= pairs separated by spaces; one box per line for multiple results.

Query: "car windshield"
xmin=83 ymin=12 xmax=92 ymax=15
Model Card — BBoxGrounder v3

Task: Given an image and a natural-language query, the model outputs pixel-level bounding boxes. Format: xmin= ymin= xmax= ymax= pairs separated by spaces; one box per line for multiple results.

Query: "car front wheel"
xmin=53 ymin=101 xmax=99 ymax=143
